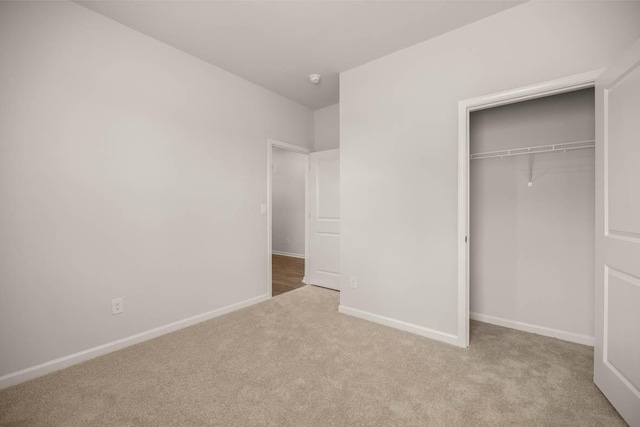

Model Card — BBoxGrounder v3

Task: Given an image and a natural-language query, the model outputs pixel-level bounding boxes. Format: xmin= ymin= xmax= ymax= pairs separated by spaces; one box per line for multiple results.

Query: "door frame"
xmin=267 ymin=138 xmax=311 ymax=298
xmin=456 ymin=69 xmax=604 ymax=348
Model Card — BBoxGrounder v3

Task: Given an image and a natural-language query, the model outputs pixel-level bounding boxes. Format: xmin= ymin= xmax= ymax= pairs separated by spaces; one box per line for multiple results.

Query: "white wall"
xmin=314 ymin=104 xmax=340 ymax=151
xmin=272 ymin=148 xmax=306 ymax=257
xmin=470 ymin=89 xmax=595 ymax=340
xmin=0 ymin=1 xmax=313 ymax=379
xmin=339 ymin=1 xmax=640 ymax=342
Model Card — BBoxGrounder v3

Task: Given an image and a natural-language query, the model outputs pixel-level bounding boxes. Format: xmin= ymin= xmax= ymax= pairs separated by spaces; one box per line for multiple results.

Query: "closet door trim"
xmin=456 ymin=69 xmax=604 ymax=348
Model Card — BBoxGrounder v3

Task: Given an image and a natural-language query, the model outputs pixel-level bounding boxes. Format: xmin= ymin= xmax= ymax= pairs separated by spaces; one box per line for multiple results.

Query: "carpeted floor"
xmin=0 ymin=285 xmax=624 ymax=426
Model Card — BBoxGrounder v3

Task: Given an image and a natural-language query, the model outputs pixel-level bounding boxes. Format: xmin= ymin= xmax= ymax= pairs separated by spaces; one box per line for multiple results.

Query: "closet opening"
xmin=458 ymin=71 xmax=600 ymax=347
xmin=465 ymin=86 xmax=596 ymax=347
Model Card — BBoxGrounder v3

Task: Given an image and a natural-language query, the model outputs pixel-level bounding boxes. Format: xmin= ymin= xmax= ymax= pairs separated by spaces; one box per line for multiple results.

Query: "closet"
xmin=469 ymin=88 xmax=595 ymax=345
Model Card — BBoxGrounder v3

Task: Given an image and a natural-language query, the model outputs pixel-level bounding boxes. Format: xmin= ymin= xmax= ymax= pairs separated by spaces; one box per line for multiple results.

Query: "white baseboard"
xmin=0 ymin=293 xmax=270 ymax=390
xmin=470 ymin=312 xmax=594 ymax=346
xmin=338 ymin=305 xmax=461 ymax=347
xmin=272 ymin=250 xmax=305 ymax=259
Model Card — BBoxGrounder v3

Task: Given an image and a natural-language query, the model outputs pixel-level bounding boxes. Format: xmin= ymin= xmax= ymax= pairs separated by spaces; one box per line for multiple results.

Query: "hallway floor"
xmin=272 ymin=254 xmax=305 ymax=296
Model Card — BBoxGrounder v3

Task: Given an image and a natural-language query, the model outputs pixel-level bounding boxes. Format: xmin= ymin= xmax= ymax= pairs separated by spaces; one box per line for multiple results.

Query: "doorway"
xmin=457 ymin=70 xmax=602 ymax=347
xmin=266 ymin=139 xmax=341 ymax=297
xmin=455 ymin=42 xmax=640 ymax=425
xmin=267 ymin=139 xmax=310 ymax=297
xmin=469 ymin=88 xmax=595 ymax=346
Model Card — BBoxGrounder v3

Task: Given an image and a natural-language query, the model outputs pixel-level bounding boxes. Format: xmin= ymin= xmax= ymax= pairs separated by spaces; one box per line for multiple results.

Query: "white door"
xmin=594 ymin=38 xmax=640 ymax=427
xmin=307 ymin=149 xmax=340 ymax=290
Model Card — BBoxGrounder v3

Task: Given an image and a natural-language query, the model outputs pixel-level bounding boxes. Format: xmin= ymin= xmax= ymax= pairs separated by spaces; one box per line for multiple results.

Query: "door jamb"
xmin=267 ymin=138 xmax=311 ymax=298
xmin=456 ymin=69 xmax=604 ymax=347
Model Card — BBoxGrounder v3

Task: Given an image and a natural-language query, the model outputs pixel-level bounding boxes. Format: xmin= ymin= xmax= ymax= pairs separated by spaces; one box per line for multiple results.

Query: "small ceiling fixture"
xmin=309 ymin=74 xmax=321 ymax=84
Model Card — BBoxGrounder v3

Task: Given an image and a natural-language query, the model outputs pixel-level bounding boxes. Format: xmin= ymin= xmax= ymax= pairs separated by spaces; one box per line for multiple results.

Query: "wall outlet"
xmin=349 ymin=276 xmax=358 ymax=289
xmin=112 ymin=297 xmax=124 ymax=315
xmin=286 ymin=238 xmax=290 ymax=244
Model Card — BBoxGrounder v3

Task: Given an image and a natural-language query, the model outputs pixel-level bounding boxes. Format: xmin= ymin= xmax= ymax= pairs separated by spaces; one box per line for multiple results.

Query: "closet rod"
xmin=470 ymin=139 xmax=595 ymax=160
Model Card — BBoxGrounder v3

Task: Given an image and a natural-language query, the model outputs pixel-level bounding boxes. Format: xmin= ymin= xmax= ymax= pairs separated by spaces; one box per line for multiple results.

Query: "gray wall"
xmin=0 ymin=1 xmax=313 ymax=378
xmin=314 ymin=104 xmax=340 ymax=151
xmin=339 ymin=1 xmax=640 ymax=341
xmin=272 ymin=149 xmax=306 ymax=256
xmin=470 ymin=89 xmax=595 ymax=339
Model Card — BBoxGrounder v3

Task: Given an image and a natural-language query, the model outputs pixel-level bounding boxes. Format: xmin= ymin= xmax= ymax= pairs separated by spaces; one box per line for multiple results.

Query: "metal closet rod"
xmin=470 ymin=139 xmax=595 ymax=160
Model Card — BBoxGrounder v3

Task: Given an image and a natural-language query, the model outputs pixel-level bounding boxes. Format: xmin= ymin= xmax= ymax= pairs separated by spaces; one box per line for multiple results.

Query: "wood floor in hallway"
xmin=272 ymin=254 xmax=305 ymax=296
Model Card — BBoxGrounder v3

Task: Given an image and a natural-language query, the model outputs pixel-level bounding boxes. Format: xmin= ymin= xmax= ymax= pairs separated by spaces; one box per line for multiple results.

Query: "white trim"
xmin=0 ymin=293 xmax=270 ymax=390
xmin=267 ymin=138 xmax=311 ymax=155
xmin=338 ymin=305 xmax=460 ymax=347
xmin=304 ymin=155 xmax=310 ymax=289
xmin=457 ymin=69 xmax=604 ymax=348
xmin=470 ymin=312 xmax=594 ymax=347
xmin=272 ymin=250 xmax=305 ymax=259
xmin=267 ymin=138 xmax=310 ymax=298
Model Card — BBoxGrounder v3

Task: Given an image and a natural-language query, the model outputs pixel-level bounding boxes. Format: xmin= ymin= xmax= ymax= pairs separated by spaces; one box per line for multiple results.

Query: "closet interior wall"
xmin=469 ymin=88 xmax=596 ymax=342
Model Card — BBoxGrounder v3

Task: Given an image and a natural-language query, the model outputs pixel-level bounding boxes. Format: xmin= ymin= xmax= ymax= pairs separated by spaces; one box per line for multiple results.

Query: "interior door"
xmin=307 ymin=149 xmax=340 ymax=290
xmin=594 ymin=38 xmax=640 ymax=427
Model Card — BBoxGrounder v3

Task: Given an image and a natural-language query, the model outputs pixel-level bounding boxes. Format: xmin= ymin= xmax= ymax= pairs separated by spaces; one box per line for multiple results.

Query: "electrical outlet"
xmin=349 ymin=276 xmax=358 ymax=289
xmin=286 ymin=238 xmax=290 ymax=244
xmin=112 ymin=297 xmax=124 ymax=315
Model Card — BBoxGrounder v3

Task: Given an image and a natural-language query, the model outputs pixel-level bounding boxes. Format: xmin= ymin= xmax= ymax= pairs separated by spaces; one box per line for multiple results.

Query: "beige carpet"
xmin=0 ymin=285 xmax=624 ymax=426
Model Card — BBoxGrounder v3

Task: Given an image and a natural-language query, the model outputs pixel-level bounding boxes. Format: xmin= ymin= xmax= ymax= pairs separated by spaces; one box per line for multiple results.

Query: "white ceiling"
xmin=77 ymin=1 xmax=523 ymax=110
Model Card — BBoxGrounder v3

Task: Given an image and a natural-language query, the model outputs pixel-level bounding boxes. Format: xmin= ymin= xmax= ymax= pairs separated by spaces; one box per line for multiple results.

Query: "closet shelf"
xmin=470 ymin=139 xmax=595 ymax=160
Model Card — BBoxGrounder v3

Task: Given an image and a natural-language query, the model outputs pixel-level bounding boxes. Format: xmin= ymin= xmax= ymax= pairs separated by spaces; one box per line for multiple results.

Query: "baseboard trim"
xmin=272 ymin=251 xmax=305 ymax=259
xmin=0 ymin=293 xmax=270 ymax=390
xmin=338 ymin=305 xmax=461 ymax=347
xmin=470 ymin=312 xmax=594 ymax=346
